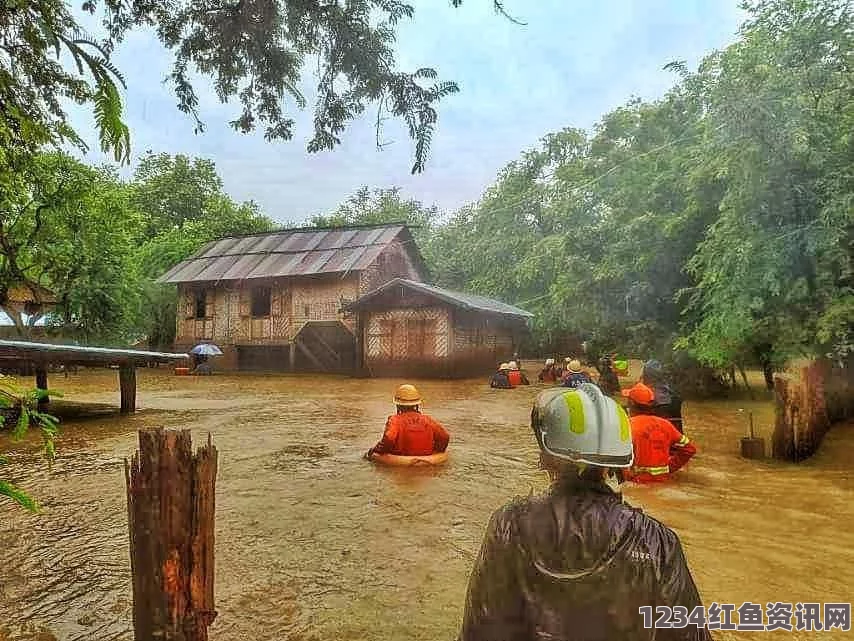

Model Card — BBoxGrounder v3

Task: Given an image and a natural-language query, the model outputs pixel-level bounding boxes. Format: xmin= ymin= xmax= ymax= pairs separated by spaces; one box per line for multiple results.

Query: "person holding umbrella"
xmin=190 ymin=343 xmax=223 ymax=375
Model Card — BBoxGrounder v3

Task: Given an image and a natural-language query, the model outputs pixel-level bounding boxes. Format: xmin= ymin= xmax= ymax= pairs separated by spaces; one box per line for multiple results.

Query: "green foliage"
xmin=424 ymin=0 xmax=853 ymax=371
xmin=0 ymin=0 xmax=129 ymax=159
xmin=0 ymin=0 xmax=520 ymax=174
xmin=0 ymin=378 xmax=61 ymax=512
xmin=309 ymin=186 xmax=439 ymax=251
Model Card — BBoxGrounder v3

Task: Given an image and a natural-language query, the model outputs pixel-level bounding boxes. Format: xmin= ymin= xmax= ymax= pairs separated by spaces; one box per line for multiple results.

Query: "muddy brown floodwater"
xmin=0 ymin=363 xmax=852 ymax=641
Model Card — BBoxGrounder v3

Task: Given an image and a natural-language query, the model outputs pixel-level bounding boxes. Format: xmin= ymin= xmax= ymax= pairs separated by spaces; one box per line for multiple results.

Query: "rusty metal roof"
xmin=157 ymin=224 xmax=416 ymax=284
xmin=343 ymin=278 xmax=534 ymax=321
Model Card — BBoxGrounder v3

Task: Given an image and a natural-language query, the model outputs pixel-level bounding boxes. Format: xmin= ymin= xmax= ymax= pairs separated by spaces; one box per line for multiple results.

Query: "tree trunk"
xmin=737 ymin=363 xmax=754 ymax=400
xmin=762 ymin=360 xmax=774 ymax=391
xmin=125 ymin=429 xmax=218 ymax=641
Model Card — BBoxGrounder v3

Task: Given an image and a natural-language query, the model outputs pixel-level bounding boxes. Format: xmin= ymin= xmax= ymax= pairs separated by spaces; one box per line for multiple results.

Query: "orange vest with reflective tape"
xmin=629 ymin=414 xmax=693 ymax=479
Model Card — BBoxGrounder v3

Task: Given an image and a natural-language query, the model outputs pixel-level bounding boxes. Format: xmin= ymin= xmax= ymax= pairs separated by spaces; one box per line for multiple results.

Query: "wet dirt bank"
xmin=1 ymin=366 xmax=852 ymax=640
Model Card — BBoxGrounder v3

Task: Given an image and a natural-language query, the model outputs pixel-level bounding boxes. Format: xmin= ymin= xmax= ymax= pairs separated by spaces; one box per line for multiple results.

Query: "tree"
xmin=309 ymin=185 xmax=439 ymax=250
xmin=1 ymin=1 xmax=518 ymax=173
xmin=0 ymin=152 xmax=142 ymax=343
xmin=680 ymin=0 xmax=854 ymax=366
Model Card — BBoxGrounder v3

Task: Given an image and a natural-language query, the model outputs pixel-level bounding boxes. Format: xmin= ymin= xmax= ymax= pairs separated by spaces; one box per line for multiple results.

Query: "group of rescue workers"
xmin=362 ymin=357 xmax=709 ymax=639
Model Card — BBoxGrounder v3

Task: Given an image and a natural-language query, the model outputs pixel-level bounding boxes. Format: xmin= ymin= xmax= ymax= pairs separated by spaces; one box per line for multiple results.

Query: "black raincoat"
xmin=458 ymin=480 xmax=712 ymax=641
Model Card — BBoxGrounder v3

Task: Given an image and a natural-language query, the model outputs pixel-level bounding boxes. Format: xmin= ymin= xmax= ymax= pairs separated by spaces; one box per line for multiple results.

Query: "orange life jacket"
xmin=627 ymin=414 xmax=696 ymax=483
xmin=376 ymin=412 xmax=450 ymax=456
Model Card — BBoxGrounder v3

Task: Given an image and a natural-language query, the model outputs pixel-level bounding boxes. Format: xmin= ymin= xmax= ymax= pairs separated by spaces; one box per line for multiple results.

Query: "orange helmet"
xmin=394 ymin=384 xmax=422 ymax=407
xmin=621 ymin=382 xmax=655 ymax=406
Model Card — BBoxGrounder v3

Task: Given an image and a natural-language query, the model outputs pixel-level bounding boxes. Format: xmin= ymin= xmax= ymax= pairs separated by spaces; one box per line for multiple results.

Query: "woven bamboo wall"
xmin=365 ymin=307 xmax=449 ymax=360
xmin=359 ymin=241 xmax=421 ymax=295
xmin=176 ymin=282 xmax=292 ymax=345
xmin=291 ymin=274 xmax=361 ymax=336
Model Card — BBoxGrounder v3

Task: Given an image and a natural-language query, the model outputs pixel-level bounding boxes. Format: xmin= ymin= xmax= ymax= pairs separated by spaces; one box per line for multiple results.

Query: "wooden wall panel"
xmin=364 ymin=308 xmax=448 ymax=360
xmin=359 ymin=240 xmax=423 ymax=294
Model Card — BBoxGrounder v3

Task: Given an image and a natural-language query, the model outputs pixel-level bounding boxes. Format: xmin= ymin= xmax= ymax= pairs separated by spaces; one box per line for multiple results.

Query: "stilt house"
xmin=157 ymin=223 xmax=425 ymax=371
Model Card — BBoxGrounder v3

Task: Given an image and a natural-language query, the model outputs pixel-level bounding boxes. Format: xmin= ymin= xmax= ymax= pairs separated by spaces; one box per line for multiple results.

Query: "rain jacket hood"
xmin=458 ymin=479 xmax=711 ymax=641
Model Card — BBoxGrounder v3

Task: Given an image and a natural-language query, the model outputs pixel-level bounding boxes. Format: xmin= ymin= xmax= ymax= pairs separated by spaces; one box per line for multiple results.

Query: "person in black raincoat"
xmin=641 ymin=359 xmax=685 ymax=433
xmin=458 ymin=384 xmax=711 ymax=641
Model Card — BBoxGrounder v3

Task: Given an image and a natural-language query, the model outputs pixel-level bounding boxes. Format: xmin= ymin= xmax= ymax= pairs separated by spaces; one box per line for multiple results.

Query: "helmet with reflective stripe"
xmin=530 ymin=383 xmax=633 ymax=468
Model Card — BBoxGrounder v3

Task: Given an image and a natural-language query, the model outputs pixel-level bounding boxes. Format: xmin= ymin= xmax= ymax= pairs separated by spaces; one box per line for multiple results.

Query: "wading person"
xmin=641 ymin=359 xmax=685 ymax=433
xmin=364 ymin=384 xmax=450 ymax=459
xmin=458 ymin=384 xmax=710 ymax=641
xmin=561 ymin=359 xmax=592 ymax=389
xmin=490 ymin=363 xmax=514 ymax=389
xmin=537 ymin=358 xmax=559 ymax=383
xmin=622 ymin=382 xmax=696 ymax=483
xmin=507 ymin=361 xmax=530 ymax=386
xmin=596 ymin=353 xmax=621 ymax=396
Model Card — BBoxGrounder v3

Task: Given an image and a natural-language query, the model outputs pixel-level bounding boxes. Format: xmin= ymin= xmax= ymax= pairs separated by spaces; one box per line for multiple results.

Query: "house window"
xmin=251 ymin=287 xmax=271 ymax=317
xmin=194 ymin=290 xmax=207 ymax=319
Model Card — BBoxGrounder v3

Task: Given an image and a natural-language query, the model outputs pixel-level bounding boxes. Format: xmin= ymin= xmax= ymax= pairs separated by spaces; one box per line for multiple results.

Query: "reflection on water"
xmin=0 ymin=366 xmax=852 ymax=640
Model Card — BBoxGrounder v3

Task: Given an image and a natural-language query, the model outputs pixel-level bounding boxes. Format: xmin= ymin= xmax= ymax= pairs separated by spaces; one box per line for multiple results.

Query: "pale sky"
xmin=69 ymin=1 xmax=746 ymax=224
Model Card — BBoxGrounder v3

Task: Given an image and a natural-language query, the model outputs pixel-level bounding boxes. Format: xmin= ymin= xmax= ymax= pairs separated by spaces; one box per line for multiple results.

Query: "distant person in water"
xmin=538 ymin=358 xmax=560 ymax=383
xmin=562 ymin=360 xmax=593 ymax=389
xmin=490 ymin=363 xmax=514 ymax=389
xmin=365 ymin=384 xmax=450 ymax=459
xmin=596 ymin=353 xmax=621 ymax=396
xmin=641 ymin=359 xmax=684 ymax=433
xmin=507 ymin=361 xmax=530 ymax=386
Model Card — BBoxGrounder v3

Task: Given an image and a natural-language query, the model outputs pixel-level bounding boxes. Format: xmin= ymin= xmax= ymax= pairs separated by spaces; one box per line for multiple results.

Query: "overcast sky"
xmin=69 ymin=1 xmax=746 ymax=224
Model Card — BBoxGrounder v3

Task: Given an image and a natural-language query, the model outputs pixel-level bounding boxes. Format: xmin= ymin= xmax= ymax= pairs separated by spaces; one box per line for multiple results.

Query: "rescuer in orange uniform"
xmin=506 ymin=361 xmax=530 ymax=386
xmin=364 ymin=384 xmax=450 ymax=459
xmin=621 ymin=382 xmax=696 ymax=483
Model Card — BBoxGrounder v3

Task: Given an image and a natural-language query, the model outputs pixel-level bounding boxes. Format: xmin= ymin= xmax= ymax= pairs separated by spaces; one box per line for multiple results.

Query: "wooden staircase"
xmin=293 ymin=321 xmax=355 ymax=373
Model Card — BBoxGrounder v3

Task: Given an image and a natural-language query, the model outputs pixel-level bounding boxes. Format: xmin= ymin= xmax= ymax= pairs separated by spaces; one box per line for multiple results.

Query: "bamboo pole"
xmin=125 ymin=428 xmax=218 ymax=641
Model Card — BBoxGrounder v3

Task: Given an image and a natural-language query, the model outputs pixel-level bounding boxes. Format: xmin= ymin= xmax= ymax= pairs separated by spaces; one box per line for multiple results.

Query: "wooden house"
xmin=343 ymin=278 xmax=533 ymax=378
xmin=157 ymin=224 xmax=426 ymax=371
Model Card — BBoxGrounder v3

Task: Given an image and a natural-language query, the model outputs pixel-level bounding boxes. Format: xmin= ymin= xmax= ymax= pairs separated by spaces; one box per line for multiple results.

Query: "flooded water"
xmin=0 ymin=363 xmax=852 ymax=640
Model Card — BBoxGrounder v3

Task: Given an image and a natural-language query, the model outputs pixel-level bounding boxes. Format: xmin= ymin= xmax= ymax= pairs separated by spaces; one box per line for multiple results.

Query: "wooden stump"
xmin=125 ymin=429 xmax=218 ymax=641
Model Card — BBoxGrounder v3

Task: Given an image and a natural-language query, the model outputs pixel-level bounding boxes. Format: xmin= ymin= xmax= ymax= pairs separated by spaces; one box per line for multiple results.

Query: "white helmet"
xmin=508 ymin=360 xmax=519 ymax=370
xmin=545 ymin=358 xmax=555 ymax=366
xmin=530 ymin=383 xmax=633 ymax=468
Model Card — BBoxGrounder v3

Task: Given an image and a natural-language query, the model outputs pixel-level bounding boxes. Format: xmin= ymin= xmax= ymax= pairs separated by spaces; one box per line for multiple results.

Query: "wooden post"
xmin=354 ymin=312 xmax=365 ymax=377
xmin=289 ymin=342 xmax=296 ymax=372
xmin=34 ymin=366 xmax=48 ymax=409
xmin=120 ymin=364 xmax=137 ymax=414
xmin=125 ymin=428 xmax=218 ymax=641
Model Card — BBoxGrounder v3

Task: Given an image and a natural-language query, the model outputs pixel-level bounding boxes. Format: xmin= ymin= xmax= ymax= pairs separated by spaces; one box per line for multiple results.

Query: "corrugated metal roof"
xmin=157 ymin=224 xmax=412 ymax=284
xmin=0 ymin=339 xmax=188 ymax=363
xmin=344 ymin=278 xmax=535 ymax=320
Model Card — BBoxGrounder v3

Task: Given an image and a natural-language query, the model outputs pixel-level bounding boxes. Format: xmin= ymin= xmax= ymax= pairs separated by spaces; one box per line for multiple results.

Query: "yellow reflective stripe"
xmin=634 ymin=465 xmax=670 ymax=475
xmin=563 ymin=391 xmax=586 ymax=434
xmin=674 ymin=435 xmax=690 ymax=446
xmin=617 ymin=405 xmax=631 ymax=443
